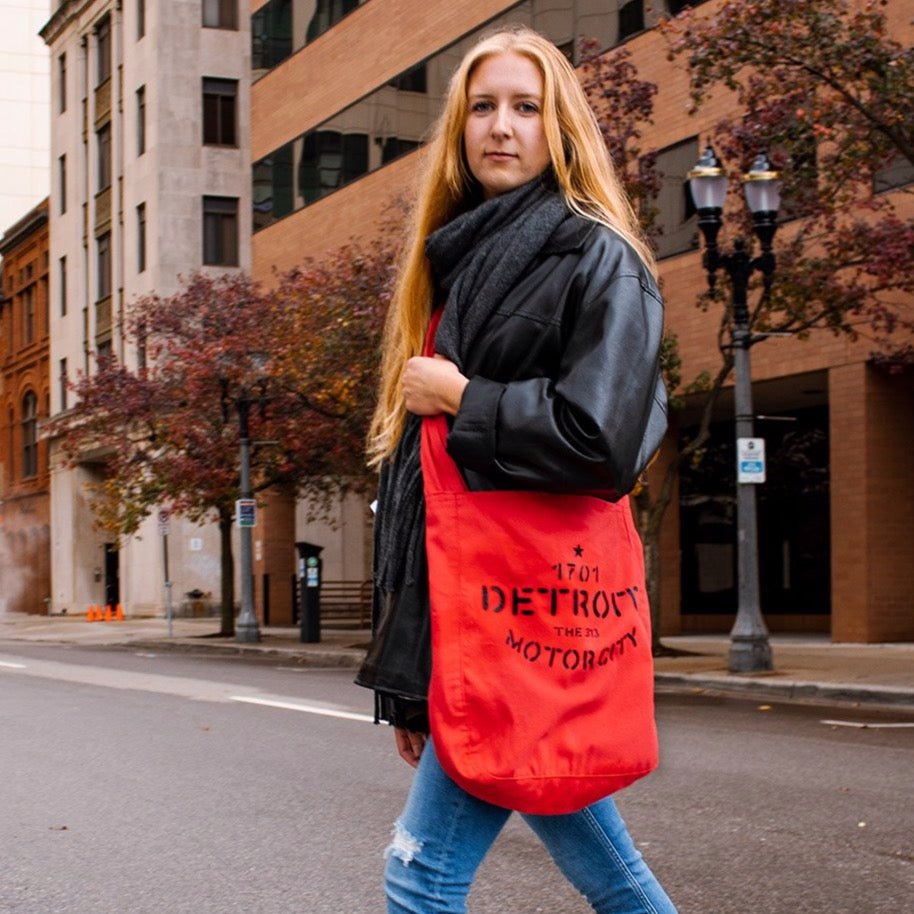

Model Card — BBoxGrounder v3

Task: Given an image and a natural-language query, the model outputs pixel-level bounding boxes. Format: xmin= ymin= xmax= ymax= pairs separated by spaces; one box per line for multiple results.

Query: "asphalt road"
xmin=1 ymin=643 xmax=912 ymax=914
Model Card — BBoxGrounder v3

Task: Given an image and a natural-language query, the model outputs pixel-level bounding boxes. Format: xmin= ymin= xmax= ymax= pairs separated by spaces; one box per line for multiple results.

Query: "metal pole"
xmin=727 ymin=242 xmax=772 ymax=673
xmin=235 ymin=396 xmax=261 ymax=643
xmin=162 ymin=532 xmax=173 ymax=638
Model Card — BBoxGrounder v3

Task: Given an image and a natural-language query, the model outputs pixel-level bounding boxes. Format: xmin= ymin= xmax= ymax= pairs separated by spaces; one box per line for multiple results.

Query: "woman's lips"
xmin=485 ymin=152 xmax=517 ymax=160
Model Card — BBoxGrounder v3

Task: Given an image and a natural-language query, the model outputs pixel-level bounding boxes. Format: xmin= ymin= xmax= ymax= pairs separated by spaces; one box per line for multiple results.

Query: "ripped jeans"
xmin=385 ymin=740 xmax=678 ymax=914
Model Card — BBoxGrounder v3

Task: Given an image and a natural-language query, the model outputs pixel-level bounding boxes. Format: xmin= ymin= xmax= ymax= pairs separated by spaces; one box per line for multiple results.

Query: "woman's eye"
xmin=518 ymin=101 xmax=540 ymax=114
xmin=471 ymin=100 xmax=494 ymax=113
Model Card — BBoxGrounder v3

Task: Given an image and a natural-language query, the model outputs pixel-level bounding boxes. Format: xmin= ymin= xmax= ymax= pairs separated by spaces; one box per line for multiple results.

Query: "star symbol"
xmin=573 ymin=545 xmax=583 ymax=557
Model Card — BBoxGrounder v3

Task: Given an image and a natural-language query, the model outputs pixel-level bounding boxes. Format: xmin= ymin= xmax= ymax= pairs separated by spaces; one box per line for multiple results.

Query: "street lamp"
xmin=221 ymin=352 xmax=270 ymax=644
xmin=688 ymin=146 xmax=782 ymax=673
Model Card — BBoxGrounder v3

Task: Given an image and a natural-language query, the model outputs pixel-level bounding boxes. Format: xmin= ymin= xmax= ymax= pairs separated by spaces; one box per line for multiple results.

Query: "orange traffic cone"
xmin=115 ymin=603 xmax=124 ymax=621
xmin=86 ymin=606 xmax=95 ymax=622
xmin=104 ymin=604 xmax=113 ymax=622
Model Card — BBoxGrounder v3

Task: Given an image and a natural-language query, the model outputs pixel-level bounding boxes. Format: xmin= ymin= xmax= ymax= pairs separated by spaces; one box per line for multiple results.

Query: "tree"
xmin=621 ymin=0 xmax=914 ymax=649
xmin=47 ymin=250 xmax=393 ymax=635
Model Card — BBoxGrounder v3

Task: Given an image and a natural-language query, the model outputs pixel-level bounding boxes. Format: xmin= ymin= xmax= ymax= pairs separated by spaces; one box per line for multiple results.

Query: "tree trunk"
xmin=632 ymin=485 xmax=666 ymax=655
xmin=219 ymin=508 xmax=235 ymax=637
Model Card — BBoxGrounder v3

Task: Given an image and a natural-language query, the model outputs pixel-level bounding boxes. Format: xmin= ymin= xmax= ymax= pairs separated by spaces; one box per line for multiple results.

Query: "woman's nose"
xmin=491 ymin=105 xmax=513 ymax=137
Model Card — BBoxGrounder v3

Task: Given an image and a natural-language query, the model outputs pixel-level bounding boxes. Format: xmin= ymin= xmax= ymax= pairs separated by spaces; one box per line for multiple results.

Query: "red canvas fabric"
xmin=421 ymin=317 xmax=658 ymax=815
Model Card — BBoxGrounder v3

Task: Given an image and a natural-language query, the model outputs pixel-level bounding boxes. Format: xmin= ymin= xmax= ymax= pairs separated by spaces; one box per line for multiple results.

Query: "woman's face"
xmin=463 ymin=52 xmax=552 ymax=200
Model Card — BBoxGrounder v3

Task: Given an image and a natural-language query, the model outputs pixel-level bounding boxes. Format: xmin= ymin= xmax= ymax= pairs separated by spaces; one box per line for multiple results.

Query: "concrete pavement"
xmin=2 ymin=611 xmax=913 ymax=710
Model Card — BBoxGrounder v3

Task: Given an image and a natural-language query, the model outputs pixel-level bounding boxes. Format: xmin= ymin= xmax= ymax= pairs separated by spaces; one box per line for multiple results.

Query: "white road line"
xmin=820 ymin=719 xmax=914 ymax=729
xmin=0 ymin=660 xmax=26 ymax=669
xmin=230 ymin=695 xmax=374 ymax=723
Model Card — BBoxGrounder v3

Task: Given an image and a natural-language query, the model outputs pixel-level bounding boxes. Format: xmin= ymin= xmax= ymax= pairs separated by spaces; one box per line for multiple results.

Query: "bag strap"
xmin=420 ymin=310 xmax=468 ymax=495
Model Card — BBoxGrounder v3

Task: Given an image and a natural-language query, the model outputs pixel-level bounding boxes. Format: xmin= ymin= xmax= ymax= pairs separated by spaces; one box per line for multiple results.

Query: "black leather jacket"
xmin=356 ymin=215 xmax=667 ymax=730
xmin=447 ymin=216 xmax=667 ymax=496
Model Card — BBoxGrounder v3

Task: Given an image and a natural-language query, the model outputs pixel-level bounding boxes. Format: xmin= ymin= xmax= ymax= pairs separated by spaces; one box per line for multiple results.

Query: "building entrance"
xmin=679 ymin=404 xmax=830 ymax=632
xmin=104 ymin=542 xmax=120 ymax=608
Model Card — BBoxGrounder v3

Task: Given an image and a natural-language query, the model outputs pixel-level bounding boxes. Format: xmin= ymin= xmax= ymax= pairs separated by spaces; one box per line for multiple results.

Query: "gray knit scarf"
xmin=374 ymin=176 xmax=571 ymax=599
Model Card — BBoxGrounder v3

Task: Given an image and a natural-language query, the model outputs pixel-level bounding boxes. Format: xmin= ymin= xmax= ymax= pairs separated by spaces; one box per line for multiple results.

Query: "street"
xmin=1 ymin=643 xmax=912 ymax=914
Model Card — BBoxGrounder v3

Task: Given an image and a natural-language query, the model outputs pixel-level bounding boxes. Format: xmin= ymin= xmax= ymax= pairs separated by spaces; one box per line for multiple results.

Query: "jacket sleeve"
xmin=446 ymin=263 xmax=667 ymax=496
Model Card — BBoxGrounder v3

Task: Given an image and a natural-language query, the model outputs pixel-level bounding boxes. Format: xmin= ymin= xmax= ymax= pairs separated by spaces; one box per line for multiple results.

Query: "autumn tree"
xmin=48 ymin=249 xmax=393 ymax=635
xmin=616 ymin=0 xmax=914 ymax=649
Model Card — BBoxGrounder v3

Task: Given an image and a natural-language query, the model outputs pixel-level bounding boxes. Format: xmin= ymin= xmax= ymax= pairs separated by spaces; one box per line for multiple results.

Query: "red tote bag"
xmin=421 ymin=330 xmax=658 ymax=815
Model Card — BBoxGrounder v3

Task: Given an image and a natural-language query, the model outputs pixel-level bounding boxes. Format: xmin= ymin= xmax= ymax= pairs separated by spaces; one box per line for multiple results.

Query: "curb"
xmin=111 ymin=639 xmax=367 ymax=669
xmin=654 ymin=672 xmax=914 ymax=710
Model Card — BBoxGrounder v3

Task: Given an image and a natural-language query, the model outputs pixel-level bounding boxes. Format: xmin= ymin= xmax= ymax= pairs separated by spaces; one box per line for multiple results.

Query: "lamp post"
xmin=688 ymin=146 xmax=782 ymax=673
xmin=221 ymin=354 xmax=269 ymax=644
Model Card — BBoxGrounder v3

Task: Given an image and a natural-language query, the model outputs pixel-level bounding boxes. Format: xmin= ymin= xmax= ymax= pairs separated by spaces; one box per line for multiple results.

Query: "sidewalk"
xmin=2 ymin=613 xmax=913 ymax=710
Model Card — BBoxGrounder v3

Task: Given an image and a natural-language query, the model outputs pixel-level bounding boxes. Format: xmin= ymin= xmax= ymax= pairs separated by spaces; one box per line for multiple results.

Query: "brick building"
xmin=0 ymin=199 xmax=51 ymax=614
xmin=247 ymin=0 xmax=913 ymax=640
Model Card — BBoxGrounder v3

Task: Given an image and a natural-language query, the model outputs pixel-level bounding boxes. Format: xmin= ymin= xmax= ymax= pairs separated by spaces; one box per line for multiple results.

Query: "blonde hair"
xmin=367 ymin=25 xmax=656 ymax=466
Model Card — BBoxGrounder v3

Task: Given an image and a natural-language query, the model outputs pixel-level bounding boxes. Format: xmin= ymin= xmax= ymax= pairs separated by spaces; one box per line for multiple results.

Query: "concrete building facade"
xmin=0 ymin=199 xmax=51 ymax=613
xmin=248 ymin=0 xmax=914 ymax=641
xmin=40 ymin=0 xmax=251 ymax=615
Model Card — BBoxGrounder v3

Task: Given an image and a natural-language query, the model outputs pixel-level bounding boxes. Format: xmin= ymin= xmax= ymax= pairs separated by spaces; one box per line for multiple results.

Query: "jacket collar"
xmin=542 ymin=216 xmax=598 ymax=255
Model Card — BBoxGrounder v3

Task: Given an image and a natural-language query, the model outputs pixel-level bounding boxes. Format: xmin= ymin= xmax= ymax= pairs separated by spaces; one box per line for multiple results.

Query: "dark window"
xmin=137 ymin=203 xmax=147 ymax=272
xmin=96 ymin=16 xmax=111 ymax=86
xmin=653 ymin=136 xmax=700 ymax=259
xmin=58 ymin=54 xmax=66 ymax=113
xmin=381 ymin=137 xmax=420 ymax=165
xmin=874 ymin=153 xmax=914 ymax=194
xmin=203 ymin=196 xmax=239 ymax=265
xmin=41 ymin=276 xmax=48 ymax=336
xmin=60 ymin=358 xmax=68 ymax=411
xmin=251 ymin=0 xmax=292 ymax=73
xmin=306 ymin=0 xmax=359 ymax=43
xmin=59 ymin=155 xmax=66 ymax=214
xmin=252 ymin=0 xmax=366 ymax=76
xmin=203 ymin=0 xmax=237 ymax=29
xmin=97 ymin=339 xmax=112 ymax=362
xmin=203 ymin=78 xmax=238 ymax=146
xmin=97 ymin=233 xmax=112 ymax=299
xmin=136 ymin=86 xmax=146 ymax=155
xmin=21 ymin=391 xmax=38 ymax=478
xmin=387 ymin=63 xmax=427 ymax=94
xmin=97 ymin=124 xmax=112 ymax=191
xmin=618 ymin=0 xmax=645 ymax=41
xmin=138 ymin=0 xmax=145 ymax=39
xmin=59 ymin=256 xmax=67 ymax=316
xmin=298 ymin=131 xmax=368 ymax=204
xmin=23 ymin=286 xmax=35 ymax=345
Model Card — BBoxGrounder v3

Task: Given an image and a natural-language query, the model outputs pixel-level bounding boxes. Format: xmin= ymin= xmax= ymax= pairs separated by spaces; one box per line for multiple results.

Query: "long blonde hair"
xmin=368 ymin=25 xmax=656 ymax=466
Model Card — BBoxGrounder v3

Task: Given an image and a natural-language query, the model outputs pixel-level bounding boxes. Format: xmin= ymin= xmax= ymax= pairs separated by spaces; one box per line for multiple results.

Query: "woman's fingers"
xmin=402 ymin=356 xmax=468 ymax=416
xmin=394 ymin=727 xmax=427 ymax=768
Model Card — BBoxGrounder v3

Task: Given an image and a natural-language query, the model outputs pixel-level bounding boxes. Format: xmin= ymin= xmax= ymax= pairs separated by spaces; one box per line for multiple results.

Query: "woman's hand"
xmin=394 ymin=728 xmax=427 ymax=768
xmin=403 ymin=355 xmax=469 ymax=416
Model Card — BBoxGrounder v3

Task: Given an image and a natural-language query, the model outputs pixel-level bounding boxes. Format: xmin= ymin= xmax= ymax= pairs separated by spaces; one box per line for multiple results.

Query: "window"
xmin=652 ymin=137 xmax=700 ymax=259
xmin=136 ymin=86 xmax=146 ymax=155
xmin=97 ymin=233 xmax=112 ymax=299
xmin=41 ymin=276 xmax=48 ymax=336
xmin=299 ymin=131 xmax=368 ymax=204
xmin=23 ymin=286 xmax=35 ymax=345
xmin=387 ymin=63 xmax=427 ymax=94
xmin=96 ymin=16 xmax=111 ymax=86
xmin=21 ymin=392 xmax=38 ymax=479
xmin=97 ymin=124 xmax=112 ymax=191
xmin=137 ymin=203 xmax=147 ymax=272
xmin=203 ymin=197 xmax=239 ymax=265
xmin=137 ymin=0 xmax=145 ymax=39
xmin=203 ymin=0 xmax=237 ymax=29
xmin=252 ymin=0 xmax=367 ymax=76
xmin=58 ymin=54 xmax=67 ymax=113
xmin=618 ymin=0 xmax=645 ymax=41
xmin=874 ymin=153 xmax=914 ymax=194
xmin=60 ymin=359 xmax=68 ymax=411
xmin=306 ymin=0 xmax=359 ymax=43
xmin=203 ymin=78 xmax=238 ymax=146
xmin=59 ymin=256 xmax=67 ymax=316
xmin=59 ymin=155 xmax=67 ymax=214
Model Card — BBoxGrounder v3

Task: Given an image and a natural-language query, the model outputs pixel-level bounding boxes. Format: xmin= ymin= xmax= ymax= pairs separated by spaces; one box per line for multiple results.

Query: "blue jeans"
xmin=385 ymin=740 xmax=678 ymax=914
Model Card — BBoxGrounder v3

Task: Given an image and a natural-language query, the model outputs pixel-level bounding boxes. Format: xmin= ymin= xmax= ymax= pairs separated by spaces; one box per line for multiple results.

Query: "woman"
xmin=356 ymin=24 xmax=676 ymax=914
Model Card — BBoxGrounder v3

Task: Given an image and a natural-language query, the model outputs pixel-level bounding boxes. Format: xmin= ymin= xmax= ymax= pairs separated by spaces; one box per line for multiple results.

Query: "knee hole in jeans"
xmin=384 ymin=820 xmax=424 ymax=867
